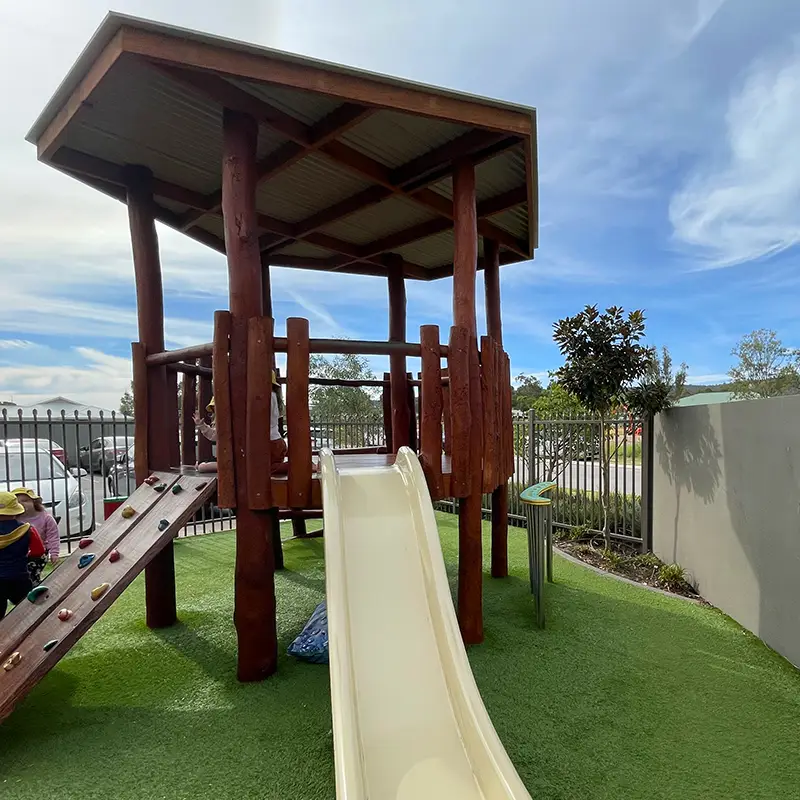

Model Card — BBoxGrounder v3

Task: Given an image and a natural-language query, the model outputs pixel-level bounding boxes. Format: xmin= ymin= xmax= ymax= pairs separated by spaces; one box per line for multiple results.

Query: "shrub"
xmin=603 ymin=547 xmax=624 ymax=569
xmin=657 ymin=563 xmax=688 ymax=593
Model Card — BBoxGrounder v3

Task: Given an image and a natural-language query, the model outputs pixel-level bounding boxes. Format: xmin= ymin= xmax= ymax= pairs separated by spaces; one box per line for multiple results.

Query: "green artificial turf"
xmin=1 ymin=516 xmax=799 ymax=799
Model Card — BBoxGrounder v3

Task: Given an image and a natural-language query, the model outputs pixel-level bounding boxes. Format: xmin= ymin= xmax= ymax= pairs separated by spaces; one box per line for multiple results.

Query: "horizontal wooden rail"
xmin=147 ymin=343 xmax=213 ymax=366
xmin=147 ymin=338 xmax=450 ymax=366
xmin=167 ymin=362 xmax=213 ymax=378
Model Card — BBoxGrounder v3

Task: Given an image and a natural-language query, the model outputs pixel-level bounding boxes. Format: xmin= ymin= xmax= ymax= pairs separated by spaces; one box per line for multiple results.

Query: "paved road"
xmin=513 ymin=457 xmax=641 ymax=496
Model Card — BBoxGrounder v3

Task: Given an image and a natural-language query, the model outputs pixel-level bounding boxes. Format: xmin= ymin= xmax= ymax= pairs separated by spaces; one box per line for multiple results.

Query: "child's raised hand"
xmin=193 ymin=411 xmax=203 ymax=426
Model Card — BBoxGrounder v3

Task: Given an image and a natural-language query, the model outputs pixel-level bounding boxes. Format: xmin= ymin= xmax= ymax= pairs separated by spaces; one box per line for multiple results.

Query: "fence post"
xmin=640 ymin=413 xmax=654 ymax=552
xmin=527 ymin=408 xmax=536 ymax=484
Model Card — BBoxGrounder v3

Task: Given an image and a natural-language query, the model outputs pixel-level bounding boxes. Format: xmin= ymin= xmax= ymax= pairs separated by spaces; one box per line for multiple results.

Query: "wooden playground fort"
xmin=27 ymin=14 xmax=538 ymax=681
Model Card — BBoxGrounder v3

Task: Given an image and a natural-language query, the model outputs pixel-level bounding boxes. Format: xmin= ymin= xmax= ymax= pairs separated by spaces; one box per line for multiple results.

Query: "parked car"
xmin=0 ymin=438 xmax=67 ymax=466
xmin=80 ymin=436 xmax=132 ymax=475
xmin=107 ymin=443 xmax=136 ymax=498
xmin=0 ymin=441 xmax=93 ymax=538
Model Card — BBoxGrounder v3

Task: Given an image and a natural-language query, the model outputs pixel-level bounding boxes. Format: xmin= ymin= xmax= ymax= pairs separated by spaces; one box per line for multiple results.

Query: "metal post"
xmin=640 ymin=413 xmax=655 ymax=552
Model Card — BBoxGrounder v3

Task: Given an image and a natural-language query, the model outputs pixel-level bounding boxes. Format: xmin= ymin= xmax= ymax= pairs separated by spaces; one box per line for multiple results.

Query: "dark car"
xmin=80 ymin=436 xmax=133 ymax=475
xmin=107 ymin=443 xmax=136 ymax=497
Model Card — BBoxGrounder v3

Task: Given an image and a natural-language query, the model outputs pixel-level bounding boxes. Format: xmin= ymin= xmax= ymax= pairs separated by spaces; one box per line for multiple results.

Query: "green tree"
xmin=511 ymin=373 xmax=544 ymax=412
xmin=309 ymin=353 xmax=381 ymax=438
xmin=553 ymin=305 xmax=650 ymax=544
xmin=119 ymin=382 xmax=134 ymax=417
xmin=626 ymin=346 xmax=687 ymax=417
xmin=728 ymin=329 xmax=800 ymax=399
xmin=520 ymin=382 xmax=593 ymax=481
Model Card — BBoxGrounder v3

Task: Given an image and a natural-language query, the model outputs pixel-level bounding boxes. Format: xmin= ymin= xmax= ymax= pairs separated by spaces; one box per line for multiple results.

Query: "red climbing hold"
xmin=79 ymin=537 xmax=93 ymax=549
xmin=57 ymin=608 xmax=73 ymax=621
xmin=144 ymin=475 xmax=159 ymax=486
xmin=109 ymin=549 xmax=121 ymax=563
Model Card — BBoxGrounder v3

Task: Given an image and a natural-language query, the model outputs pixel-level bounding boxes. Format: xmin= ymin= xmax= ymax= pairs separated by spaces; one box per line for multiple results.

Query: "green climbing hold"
xmin=27 ymin=585 xmax=48 ymax=603
xmin=171 ymin=484 xmax=184 ymax=494
xmin=43 ymin=639 xmax=58 ymax=652
xmin=158 ymin=519 xmax=170 ymax=531
xmin=154 ymin=483 xmax=167 ymax=493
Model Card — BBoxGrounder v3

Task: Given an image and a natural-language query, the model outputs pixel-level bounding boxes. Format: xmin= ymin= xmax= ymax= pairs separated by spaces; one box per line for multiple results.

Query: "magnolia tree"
xmin=553 ymin=305 xmax=651 ymax=544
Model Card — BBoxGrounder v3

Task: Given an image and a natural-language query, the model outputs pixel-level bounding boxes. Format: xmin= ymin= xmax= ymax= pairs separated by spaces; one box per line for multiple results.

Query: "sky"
xmin=1 ymin=0 xmax=800 ymax=410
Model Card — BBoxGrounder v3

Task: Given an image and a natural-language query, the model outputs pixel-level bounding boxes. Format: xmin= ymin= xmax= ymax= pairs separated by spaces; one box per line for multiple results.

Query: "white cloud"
xmin=0 ymin=339 xmax=34 ymax=350
xmin=670 ymin=41 xmax=800 ymax=267
xmin=686 ymin=372 xmax=729 ymax=385
xmin=0 ymin=347 xmax=132 ymax=410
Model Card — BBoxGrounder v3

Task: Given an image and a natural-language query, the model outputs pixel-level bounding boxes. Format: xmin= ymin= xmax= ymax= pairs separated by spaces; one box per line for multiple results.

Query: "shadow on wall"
xmin=718 ymin=395 xmax=800 ymax=668
xmin=657 ymin=405 xmax=722 ymax=564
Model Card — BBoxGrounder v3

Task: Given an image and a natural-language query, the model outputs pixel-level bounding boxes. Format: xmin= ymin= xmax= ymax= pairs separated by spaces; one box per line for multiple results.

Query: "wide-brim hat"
xmin=0 ymin=492 xmax=25 ymax=516
xmin=12 ymin=487 xmax=41 ymax=501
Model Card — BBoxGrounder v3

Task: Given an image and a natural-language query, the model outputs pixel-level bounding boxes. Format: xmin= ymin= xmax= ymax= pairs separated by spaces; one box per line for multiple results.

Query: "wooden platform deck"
xmin=271 ymin=452 xmax=452 ymax=509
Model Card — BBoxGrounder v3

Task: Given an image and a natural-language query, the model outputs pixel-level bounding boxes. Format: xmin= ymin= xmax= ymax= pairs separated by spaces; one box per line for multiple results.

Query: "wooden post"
xmin=287 ymin=317 xmax=313 ymax=507
xmin=407 ymin=372 xmax=418 ymax=451
xmin=131 ymin=342 xmax=149 ymax=485
xmin=222 ymin=108 xmax=277 ymax=682
xmin=166 ymin=369 xmax=180 ymax=468
xmin=442 ymin=368 xmax=452 ymax=456
xmin=448 ymin=326 xmax=471 ymax=497
xmin=484 ymin=239 xmax=509 ymax=578
xmin=481 ymin=336 xmax=499 ymax=494
xmin=197 ymin=355 xmax=214 ymax=464
xmin=212 ymin=311 xmax=236 ymax=507
xmin=181 ymin=370 xmax=197 ymax=466
xmin=381 ymin=372 xmax=393 ymax=452
xmin=245 ymin=317 xmax=274 ymax=510
xmin=452 ymin=160 xmax=483 ymax=645
xmin=124 ymin=164 xmax=175 ymax=630
xmin=420 ymin=325 xmax=444 ymax=499
xmin=386 ymin=254 xmax=410 ymax=451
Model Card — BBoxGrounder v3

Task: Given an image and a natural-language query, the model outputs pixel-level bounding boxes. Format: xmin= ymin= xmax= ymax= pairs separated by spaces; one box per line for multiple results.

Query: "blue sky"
xmin=1 ymin=0 xmax=800 ymax=409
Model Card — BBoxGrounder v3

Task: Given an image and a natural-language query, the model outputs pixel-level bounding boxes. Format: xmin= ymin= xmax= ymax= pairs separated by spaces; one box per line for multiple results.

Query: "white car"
xmin=0 ymin=441 xmax=94 ymax=539
xmin=0 ymin=438 xmax=68 ymax=466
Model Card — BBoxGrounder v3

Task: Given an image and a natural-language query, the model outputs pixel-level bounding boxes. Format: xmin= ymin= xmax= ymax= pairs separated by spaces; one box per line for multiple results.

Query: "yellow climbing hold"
xmin=3 ymin=652 xmax=21 ymax=671
xmin=91 ymin=582 xmax=111 ymax=601
xmin=121 ymin=505 xmax=136 ymax=519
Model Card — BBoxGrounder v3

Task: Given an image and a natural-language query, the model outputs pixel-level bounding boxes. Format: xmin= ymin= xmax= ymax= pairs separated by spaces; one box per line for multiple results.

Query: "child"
xmin=195 ymin=373 xmax=291 ymax=474
xmin=12 ymin=487 xmax=60 ymax=563
xmin=0 ymin=492 xmax=38 ymax=618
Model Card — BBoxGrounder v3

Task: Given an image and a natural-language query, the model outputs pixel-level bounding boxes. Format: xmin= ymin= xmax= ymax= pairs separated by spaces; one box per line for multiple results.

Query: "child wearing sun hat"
xmin=0 ymin=492 xmax=37 ymax=618
xmin=12 ymin=487 xmax=60 ymax=567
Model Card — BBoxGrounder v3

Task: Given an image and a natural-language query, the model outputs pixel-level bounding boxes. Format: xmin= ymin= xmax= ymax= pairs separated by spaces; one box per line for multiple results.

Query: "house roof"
xmin=27 ymin=13 xmax=537 ymax=281
xmin=675 ymin=391 xmax=739 ymax=407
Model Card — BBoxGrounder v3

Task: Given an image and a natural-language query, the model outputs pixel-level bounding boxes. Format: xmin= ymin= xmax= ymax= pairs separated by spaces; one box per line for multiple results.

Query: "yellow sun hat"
xmin=0 ymin=492 xmax=25 ymax=516
xmin=11 ymin=487 xmax=41 ymax=501
xmin=206 ymin=396 xmax=215 ymax=412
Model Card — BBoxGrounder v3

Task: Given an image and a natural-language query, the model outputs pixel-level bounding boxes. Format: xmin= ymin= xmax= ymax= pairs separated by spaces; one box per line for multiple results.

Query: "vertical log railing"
xmin=286 ymin=317 xmax=313 ymax=507
xmin=387 ymin=255 xmax=410 ymax=451
xmin=448 ymin=325 xmax=471 ymax=499
xmin=181 ymin=370 xmax=197 ymax=467
xmin=166 ymin=369 xmax=180 ymax=468
xmin=245 ymin=317 xmax=274 ymax=510
xmin=212 ymin=311 xmax=236 ymax=508
xmin=381 ymin=371 xmax=393 ymax=453
xmin=419 ymin=325 xmax=444 ymax=500
xmin=131 ymin=342 xmax=149 ymax=486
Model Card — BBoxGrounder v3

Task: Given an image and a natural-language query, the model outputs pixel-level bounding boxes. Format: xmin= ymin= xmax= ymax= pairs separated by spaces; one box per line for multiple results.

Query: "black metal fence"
xmin=2 ymin=408 xmax=648 ymax=555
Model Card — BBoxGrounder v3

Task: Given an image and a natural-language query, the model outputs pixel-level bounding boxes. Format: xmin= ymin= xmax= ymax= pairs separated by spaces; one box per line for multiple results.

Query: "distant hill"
xmin=682 ymin=383 xmax=731 ymax=396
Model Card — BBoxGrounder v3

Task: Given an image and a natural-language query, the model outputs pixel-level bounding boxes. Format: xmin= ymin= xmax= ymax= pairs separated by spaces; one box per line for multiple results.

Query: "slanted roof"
xmin=27 ymin=13 xmax=537 ymax=281
xmin=675 ymin=391 xmax=739 ymax=407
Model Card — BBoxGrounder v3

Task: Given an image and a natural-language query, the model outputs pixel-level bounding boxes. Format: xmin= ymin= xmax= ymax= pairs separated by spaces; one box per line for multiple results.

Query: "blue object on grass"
xmin=288 ymin=601 xmax=329 ymax=664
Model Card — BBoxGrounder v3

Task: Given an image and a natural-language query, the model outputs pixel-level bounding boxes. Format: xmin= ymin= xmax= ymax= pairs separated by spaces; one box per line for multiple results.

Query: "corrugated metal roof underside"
xmin=43 ymin=49 xmax=535 ymax=278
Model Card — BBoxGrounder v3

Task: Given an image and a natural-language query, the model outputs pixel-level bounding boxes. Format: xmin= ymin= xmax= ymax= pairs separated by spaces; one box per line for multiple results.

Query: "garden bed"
xmin=556 ymin=537 xmax=701 ymax=598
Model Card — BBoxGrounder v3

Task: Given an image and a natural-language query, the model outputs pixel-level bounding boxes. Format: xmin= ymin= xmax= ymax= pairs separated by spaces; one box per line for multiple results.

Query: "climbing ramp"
xmin=0 ymin=471 xmax=216 ymax=722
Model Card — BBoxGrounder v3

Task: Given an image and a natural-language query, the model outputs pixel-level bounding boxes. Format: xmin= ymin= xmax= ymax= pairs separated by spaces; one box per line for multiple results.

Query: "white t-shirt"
xmin=270 ymin=395 xmax=280 ymax=441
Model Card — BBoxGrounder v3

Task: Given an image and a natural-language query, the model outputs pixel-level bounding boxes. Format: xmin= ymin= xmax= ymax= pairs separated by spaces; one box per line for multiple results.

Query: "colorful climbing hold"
xmin=171 ymin=484 xmax=184 ymax=494
xmin=144 ymin=475 xmax=159 ymax=486
xmin=27 ymin=585 xmax=48 ymax=603
xmin=91 ymin=583 xmax=110 ymax=601
xmin=78 ymin=553 xmax=95 ymax=569
xmin=57 ymin=608 xmax=73 ymax=621
xmin=43 ymin=640 xmax=58 ymax=652
xmin=109 ymin=549 xmax=121 ymax=563
xmin=154 ymin=483 xmax=167 ymax=493
xmin=121 ymin=505 xmax=136 ymax=519
xmin=158 ymin=519 xmax=170 ymax=531
xmin=3 ymin=652 xmax=21 ymax=671
xmin=79 ymin=537 xmax=93 ymax=549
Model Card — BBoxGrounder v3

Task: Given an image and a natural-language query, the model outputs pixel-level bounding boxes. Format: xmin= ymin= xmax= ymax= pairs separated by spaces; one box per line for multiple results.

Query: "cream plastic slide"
xmin=319 ymin=447 xmax=532 ymax=800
